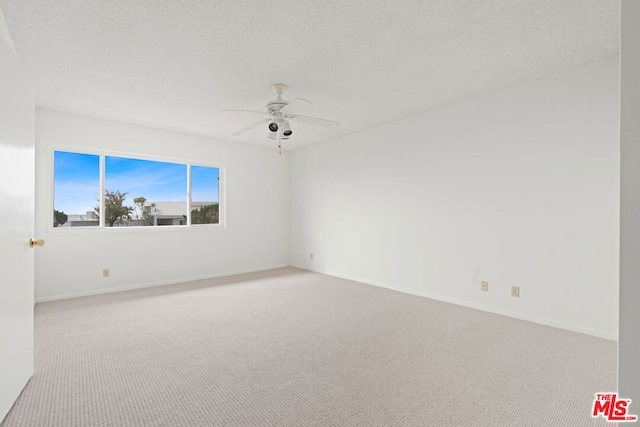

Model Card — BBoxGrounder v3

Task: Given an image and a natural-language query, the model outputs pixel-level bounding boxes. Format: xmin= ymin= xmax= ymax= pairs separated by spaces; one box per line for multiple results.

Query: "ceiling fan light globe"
xmin=268 ymin=122 xmax=278 ymax=132
xmin=272 ymin=83 xmax=288 ymax=96
xmin=268 ymin=131 xmax=289 ymax=140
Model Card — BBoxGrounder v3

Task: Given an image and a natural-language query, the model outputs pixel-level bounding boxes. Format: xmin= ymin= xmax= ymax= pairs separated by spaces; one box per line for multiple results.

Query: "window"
xmin=191 ymin=166 xmax=220 ymax=225
xmin=53 ymin=151 xmax=100 ymax=227
xmin=52 ymin=150 xmax=221 ymax=229
xmin=105 ymin=156 xmax=187 ymax=227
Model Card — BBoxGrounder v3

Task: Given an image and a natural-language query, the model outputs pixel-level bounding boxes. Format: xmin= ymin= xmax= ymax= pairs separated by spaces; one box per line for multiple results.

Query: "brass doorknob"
xmin=29 ymin=239 xmax=45 ymax=248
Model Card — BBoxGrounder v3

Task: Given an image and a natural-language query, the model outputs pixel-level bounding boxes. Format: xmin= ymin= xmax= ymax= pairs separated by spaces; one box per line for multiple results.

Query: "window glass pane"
xmin=105 ymin=156 xmax=187 ymax=227
xmin=191 ymin=166 xmax=220 ymax=225
xmin=53 ymin=151 xmax=100 ymax=227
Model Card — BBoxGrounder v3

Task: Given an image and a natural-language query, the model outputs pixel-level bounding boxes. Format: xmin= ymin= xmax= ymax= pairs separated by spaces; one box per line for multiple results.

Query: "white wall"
xmin=35 ymin=109 xmax=290 ymax=301
xmin=619 ymin=0 xmax=640 ymax=405
xmin=291 ymin=57 xmax=620 ymax=339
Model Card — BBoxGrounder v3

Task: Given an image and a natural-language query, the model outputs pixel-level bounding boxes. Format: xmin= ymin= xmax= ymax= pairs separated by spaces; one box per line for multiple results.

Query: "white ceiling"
xmin=0 ymin=1 xmax=619 ymax=150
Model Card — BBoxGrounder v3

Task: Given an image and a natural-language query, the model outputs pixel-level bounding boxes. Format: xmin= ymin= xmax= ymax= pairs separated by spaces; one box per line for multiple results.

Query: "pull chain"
xmin=277 ymin=126 xmax=282 ymax=154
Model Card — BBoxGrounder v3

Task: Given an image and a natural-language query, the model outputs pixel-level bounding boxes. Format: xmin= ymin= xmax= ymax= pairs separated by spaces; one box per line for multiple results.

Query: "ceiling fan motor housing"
xmin=266 ymin=99 xmax=288 ymax=113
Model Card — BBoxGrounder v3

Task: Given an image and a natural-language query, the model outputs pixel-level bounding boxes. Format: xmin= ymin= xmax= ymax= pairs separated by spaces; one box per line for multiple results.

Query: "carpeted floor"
xmin=1 ymin=268 xmax=617 ymax=426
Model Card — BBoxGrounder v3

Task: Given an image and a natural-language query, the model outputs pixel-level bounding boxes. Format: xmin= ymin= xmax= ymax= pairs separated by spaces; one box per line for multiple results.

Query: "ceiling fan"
xmin=223 ymin=83 xmax=339 ymax=153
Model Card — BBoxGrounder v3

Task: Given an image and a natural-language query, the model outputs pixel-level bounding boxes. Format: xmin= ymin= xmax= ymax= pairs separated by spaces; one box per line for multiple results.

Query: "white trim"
xmin=99 ymin=153 xmax=105 ymax=227
xmin=218 ymin=166 xmax=226 ymax=228
xmin=186 ymin=162 xmax=192 ymax=225
xmin=46 ymin=147 xmax=56 ymax=230
xmin=37 ymin=262 xmax=618 ymax=341
xmin=47 ymin=221 xmax=224 ymax=235
xmin=50 ymin=143 xmax=224 ymax=169
xmin=36 ymin=264 xmax=291 ymax=303
xmin=290 ymin=264 xmax=618 ymax=341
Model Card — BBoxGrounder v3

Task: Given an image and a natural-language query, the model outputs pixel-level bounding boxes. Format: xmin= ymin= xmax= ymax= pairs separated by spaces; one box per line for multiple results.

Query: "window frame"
xmin=48 ymin=145 xmax=225 ymax=232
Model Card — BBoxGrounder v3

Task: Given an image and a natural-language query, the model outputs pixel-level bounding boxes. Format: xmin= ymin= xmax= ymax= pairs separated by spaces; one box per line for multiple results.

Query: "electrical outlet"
xmin=102 ymin=268 xmax=110 ymax=278
xmin=481 ymin=281 xmax=488 ymax=292
xmin=511 ymin=286 xmax=520 ymax=298
xmin=310 ymin=253 xmax=314 ymax=260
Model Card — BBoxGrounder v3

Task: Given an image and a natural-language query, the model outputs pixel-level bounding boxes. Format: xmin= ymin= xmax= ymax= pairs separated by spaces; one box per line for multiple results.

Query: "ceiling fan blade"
xmin=231 ymin=118 xmax=272 ymax=136
xmin=288 ymin=114 xmax=339 ymax=129
xmin=222 ymin=109 xmax=270 ymax=117
xmin=280 ymin=98 xmax=312 ymax=113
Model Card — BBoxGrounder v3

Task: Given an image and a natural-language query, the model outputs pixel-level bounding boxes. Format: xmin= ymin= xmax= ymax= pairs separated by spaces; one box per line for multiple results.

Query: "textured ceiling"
xmin=0 ymin=0 xmax=619 ymax=150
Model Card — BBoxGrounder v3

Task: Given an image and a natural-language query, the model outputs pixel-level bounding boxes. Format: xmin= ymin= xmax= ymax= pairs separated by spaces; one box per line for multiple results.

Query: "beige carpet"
xmin=1 ymin=268 xmax=617 ymax=426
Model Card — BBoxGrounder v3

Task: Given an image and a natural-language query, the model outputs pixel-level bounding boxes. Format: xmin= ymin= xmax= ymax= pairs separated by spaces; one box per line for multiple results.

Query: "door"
xmin=0 ymin=30 xmax=35 ymax=421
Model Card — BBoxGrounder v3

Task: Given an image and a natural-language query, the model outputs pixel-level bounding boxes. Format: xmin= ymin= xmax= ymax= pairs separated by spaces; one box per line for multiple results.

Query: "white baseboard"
xmin=38 ymin=262 xmax=618 ymax=341
xmin=291 ymin=264 xmax=618 ymax=342
xmin=36 ymin=264 xmax=292 ymax=303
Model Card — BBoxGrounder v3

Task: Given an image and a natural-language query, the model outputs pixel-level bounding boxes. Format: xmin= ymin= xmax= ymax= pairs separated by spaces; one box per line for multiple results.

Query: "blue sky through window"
xmin=54 ymin=151 xmax=220 ymax=217
xmin=105 ymin=156 xmax=187 ymax=204
xmin=54 ymin=151 xmax=99 ymax=215
xmin=192 ymin=165 xmax=219 ymax=203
